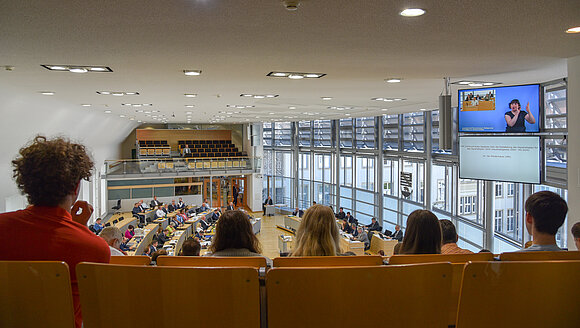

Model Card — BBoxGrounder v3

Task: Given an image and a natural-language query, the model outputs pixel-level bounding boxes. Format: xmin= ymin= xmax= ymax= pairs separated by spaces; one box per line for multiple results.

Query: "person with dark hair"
xmin=263 ymin=196 xmax=273 ymax=215
xmin=342 ymin=219 xmax=353 ymax=234
xmin=132 ymin=202 xmax=145 ymax=223
xmin=210 ymin=208 xmax=221 ymax=223
xmin=151 ymin=196 xmax=162 ymax=208
xmin=120 ymin=237 xmax=135 ymax=252
xmin=504 ymin=99 xmax=536 ymax=132
xmin=177 ymin=197 xmax=185 ymax=209
xmin=366 ymin=217 xmax=382 ymax=232
xmin=157 ymin=229 xmax=170 ymax=246
xmin=180 ymin=238 xmax=201 ymax=256
xmin=148 ymin=239 xmax=159 ymax=255
xmin=208 ymin=210 xmax=271 ymax=266
xmin=520 ymin=191 xmax=568 ymax=252
xmin=168 ymin=199 xmax=177 ymax=212
xmin=336 ymin=207 xmax=346 ymax=220
xmin=440 ymin=219 xmax=473 ymax=254
xmin=93 ymin=218 xmax=104 ymax=234
xmin=150 ymin=249 xmax=167 ymax=265
xmin=400 ymin=210 xmax=442 ymax=254
xmin=0 ymin=136 xmax=110 ymax=328
xmin=124 ymin=225 xmax=135 ymax=240
xmin=572 ymin=222 xmax=580 ymax=251
xmin=345 ymin=212 xmax=356 ymax=224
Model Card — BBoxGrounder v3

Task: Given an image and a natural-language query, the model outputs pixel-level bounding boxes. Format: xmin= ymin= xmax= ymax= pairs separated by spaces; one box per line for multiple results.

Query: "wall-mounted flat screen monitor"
xmin=458 ymin=84 xmax=540 ymax=133
xmin=459 ymin=136 xmax=540 ymax=184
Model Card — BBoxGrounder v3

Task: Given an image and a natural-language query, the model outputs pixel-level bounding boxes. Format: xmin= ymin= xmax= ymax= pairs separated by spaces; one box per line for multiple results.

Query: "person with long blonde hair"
xmin=291 ymin=204 xmax=342 ymax=256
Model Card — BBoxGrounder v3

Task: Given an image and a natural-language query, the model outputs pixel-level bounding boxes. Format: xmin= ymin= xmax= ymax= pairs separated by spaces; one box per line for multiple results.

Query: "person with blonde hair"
xmin=98 ymin=226 xmax=125 ymax=256
xmin=291 ymin=204 xmax=342 ymax=256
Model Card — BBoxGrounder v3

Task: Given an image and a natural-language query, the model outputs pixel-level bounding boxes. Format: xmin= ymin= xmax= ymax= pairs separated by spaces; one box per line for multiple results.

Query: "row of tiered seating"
xmin=138 ymin=140 xmax=171 ymax=157
xmin=3 ymin=252 xmax=579 ymax=328
xmin=139 ymin=140 xmax=168 ymax=147
xmin=179 ymin=139 xmax=243 ymax=158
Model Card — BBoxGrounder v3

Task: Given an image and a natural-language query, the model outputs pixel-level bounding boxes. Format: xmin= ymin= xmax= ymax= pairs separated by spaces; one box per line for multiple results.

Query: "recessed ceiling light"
xmin=69 ymin=67 xmax=88 ymax=73
xmin=289 ymin=106 xmax=296 ymax=110
xmin=81 ymin=104 xmax=91 ymax=107
xmin=39 ymin=91 xmax=55 ymax=95
xmin=119 ymin=114 xmax=126 ymax=118
xmin=419 ymin=108 xmax=427 ymax=111
xmin=345 ymin=113 xmax=351 ymax=116
xmin=97 ymin=91 xmax=139 ymax=96
xmin=566 ymin=26 xmax=580 ymax=33
xmin=288 ymin=74 xmax=305 ymax=80
xmin=183 ymin=70 xmax=202 ymax=76
xmin=381 ymin=108 xmax=389 ymax=111
xmin=240 ymin=93 xmax=278 ymax=98
xmin=42 ymin=65 xmax=113 ymax=73
xmin=267 ymin=71 xmax=326 ymax=79
xmin=104 ymin=110 xmax=112 ymax=114
xmin=458 ymin=81 xmax=471 ymax=85
xmin=321 ymin=97 xmax=332 ymax=100
xmin=185 ymin=105 xmax=195 ymax=108
xmin=371 ymin=97 xmax=406 ymax=102
xmin=136 ymin=110 xmax=144 ymax=113
xmin=186 ymin=111 xmax=193 ymax=114
xmin=269 ymin=112 xmax=275 ymax=115
xmin=400 ymin=8 xmax=425 ymax=17
xmin=452 ymin=80 xmax=500 ymax=87
xmin=468 ymin=83 xmax=483 ymax=87
xmin=138 ymin=120 xmax=142 ymax=123
xmin=385 ymin=78 xmax=402 ymax=83
xmin=184 ymin=94 xmax=197 ymax=98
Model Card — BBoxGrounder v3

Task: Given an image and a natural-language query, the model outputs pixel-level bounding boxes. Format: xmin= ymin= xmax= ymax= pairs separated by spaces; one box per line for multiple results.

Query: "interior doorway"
xmin=203 ymin=176 xmax=248 ymax=209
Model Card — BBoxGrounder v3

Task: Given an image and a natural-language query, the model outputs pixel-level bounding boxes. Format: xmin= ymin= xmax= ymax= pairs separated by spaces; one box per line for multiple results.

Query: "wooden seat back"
xmin=389 ymin=253 xmax=494 ymax=326
xmin=109 ymin=255 xmax=151 ymax=265
xmin=273 ymin=255 xmax=383 ymax=267
xmin=77 ymin=263 xmax=260 ymax=328
xmin=456 ymin=261 xmax=580 ymax=327
xmin=267 ymin=263 xmax=452 ymax=328
xmin=0 ymin=261 xmax=75 ymax=328
xmin=499 ymin=250 xmax=580 ymax=261
xmin=156 ymin=256 xmax=267 ymax=268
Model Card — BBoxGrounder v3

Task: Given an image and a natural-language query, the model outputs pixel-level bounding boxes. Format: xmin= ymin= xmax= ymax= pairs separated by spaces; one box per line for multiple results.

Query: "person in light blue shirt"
xmin=520 ymin=191 xmax=568 ymax=252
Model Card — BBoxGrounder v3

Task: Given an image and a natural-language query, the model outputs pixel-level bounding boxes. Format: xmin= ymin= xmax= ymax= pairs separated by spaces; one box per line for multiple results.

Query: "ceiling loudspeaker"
xmin=282 ymin=0 xmax=300 ymax=11
xmin=439 ymin=95 xmax=452 ymax=150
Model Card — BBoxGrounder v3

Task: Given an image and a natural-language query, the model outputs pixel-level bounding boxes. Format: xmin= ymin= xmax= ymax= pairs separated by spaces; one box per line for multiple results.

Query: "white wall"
xmin=0 ymin=93 xmax=137 ymax=213
xmin=567 ymin=56 xmax=580 ymax=250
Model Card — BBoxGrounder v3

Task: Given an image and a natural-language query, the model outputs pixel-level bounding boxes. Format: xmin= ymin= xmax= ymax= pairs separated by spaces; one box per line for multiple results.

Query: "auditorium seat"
xmin=273 ymin=255 xmax=383 ymax=267
xmin=267 ymin=263 xmax=452 ymax=328
xmin=156 ymin=256 xmax=267 ymax=269
xmin=0 ymin=261 xmax=75 ymax=328
xmin=77 ymin=263 xmax=260 ymax=327
xmin=389 ymin=253 xmax=494 ymax=326
xmin=456 ymin=261 xmax=580 ymax=327
xmin=498 ymin=250 xmax=580 ymax=261
xmin=109 ymin=255 xmax=151 ymax=265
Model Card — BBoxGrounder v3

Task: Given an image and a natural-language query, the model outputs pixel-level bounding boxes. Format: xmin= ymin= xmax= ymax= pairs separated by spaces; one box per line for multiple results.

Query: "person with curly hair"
xmin=0 ymin=135 xmax=110 ymax=328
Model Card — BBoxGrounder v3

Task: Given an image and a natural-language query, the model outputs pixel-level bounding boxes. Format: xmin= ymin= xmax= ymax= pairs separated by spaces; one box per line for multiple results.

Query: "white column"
xmin=567 ymin=56 xmax=580 ymax=250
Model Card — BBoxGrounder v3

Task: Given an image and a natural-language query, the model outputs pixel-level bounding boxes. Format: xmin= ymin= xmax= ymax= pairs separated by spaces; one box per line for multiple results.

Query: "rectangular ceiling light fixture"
xmin=267 ymin=71 xmax=326 ymax=79
xmin=97 ymin=91 xmax=140 ymax=96
xmin=371 ymin=97 xmax=406 ymax=102
xmin=240 ymin=94 xmax=279 ymax=98
xmin=451 ymin=81 xmax=501 ymax=87
xmin=41 ymin=65 xmax=113 ymax=73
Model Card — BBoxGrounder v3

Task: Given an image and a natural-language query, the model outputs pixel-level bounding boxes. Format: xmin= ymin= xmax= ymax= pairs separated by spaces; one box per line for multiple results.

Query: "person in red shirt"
xmin=0 ymin=136 xmax=110 ymax=328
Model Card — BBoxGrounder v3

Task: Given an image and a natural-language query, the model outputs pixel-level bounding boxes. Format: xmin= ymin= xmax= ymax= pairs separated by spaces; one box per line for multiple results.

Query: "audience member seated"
xmin=180 ymin=238 xmax=201 ymax=256
xmin=99 ymin=226 xmax=125 ymax=256
xmin=132 ymin=203 xmax=145 ymax=222
xmin=350 ymin=223 xmax=358 ymax=237
xmin=366 ymin=217 xmax=382 ymax=232
xmin=139 ymin=199 xmax=149 ymax=210
xmin=177 ymin=197 xmax=186 ymax=209
xmin=194 ymin=230 xmax=206 ymax=241
xmin=155 ymin=206 xmax=166 ymax=219
xmin=439 ymin=219 xmax=473 ymax=254
xmin=572 ymin=222 xmax=580 ymax=251
xmin=181 ymin=144 xmax=192 ymax=157
xmin=174 ymin=209 xmax=186 ymax=225
xmin=166 ymin=222 xmax=176 ymax=236
xmin=150 ymin=249 xmax=167 ymax=265
xmin=120 ymin=237 xmax=135 ymax=252
xmin=388 ymin=224 xmax=404 ymax=242
xmin=336 ymin=207 xmax=346 ymax=220
xmin=263 ymin=196 xmax=273 ymax=214
xmin=124 ymin=225 xmax=136 ymax=240
xmin=399 ymin=210 xmax=442 ymax=254
xmin=341 ymin=219 xmax=353 ymax=234
xmin=207 ymin=210 xmax=272 ymax=266
xmin=291 ymin=204 xmax=342 ymax=256
xmin=292 ymin=207 xmax=304 ymax=217
xmin=520 ymin=191 xmax=567 ymax=252
xmin=198 ymin=202 xmax=209 ymax=212
xmin=148 ymin=239 xmax=159 ymax=255
xmin=345 ymin=211 xmax=356 ymax=224
xmin=198 ymin=215 xmax=210 ymax=231
xmin=210 ymin=208 xmax=221 ymax=223
xmin=157 ymin=228 xmax=171 ymax=246
xmin=168 ymin=200 xmax=178 ymax=212
xmin=93 ymin=218 xmax=104 ymax=234
xmin=150 ymin=196 xmax=162 ymax=208
xmin=227 ymin=201 xmax=235 ymax=211
xmin=0 ymin=135 xmax=110 ymax=328
xmin=354 ymin=227 xmax=370 ymax=250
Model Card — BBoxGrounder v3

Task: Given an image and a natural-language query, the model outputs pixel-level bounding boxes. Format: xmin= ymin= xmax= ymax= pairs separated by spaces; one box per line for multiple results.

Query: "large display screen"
xmin=459 ymin=136 xmax=540 ymax=184
xmin=458 ymin=84 xmax=540 ymax=133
